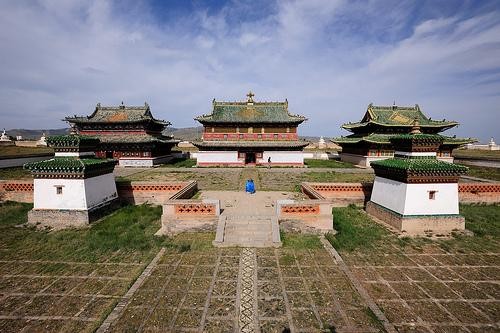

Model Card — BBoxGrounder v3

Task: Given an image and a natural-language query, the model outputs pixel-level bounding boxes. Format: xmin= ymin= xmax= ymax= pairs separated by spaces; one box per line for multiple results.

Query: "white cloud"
xmin=0 ymin=0 xmax=499 ymax=142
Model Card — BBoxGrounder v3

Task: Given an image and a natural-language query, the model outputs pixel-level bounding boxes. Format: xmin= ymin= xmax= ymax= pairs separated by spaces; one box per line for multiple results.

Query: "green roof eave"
xmin=24 ymin=157 xmax=116 ymax=174
xmin=332 ymin=134 xmax=474 ymax=147
xmin=341 ymin=120 xmax=459 ymax=130
xmin=370 ymin=158 xmax=468 ymax=173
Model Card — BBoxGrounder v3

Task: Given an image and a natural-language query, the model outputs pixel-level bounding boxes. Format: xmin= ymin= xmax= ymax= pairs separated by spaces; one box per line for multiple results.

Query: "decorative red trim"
xmin=202 ymin=133 xmax=298 ymax=140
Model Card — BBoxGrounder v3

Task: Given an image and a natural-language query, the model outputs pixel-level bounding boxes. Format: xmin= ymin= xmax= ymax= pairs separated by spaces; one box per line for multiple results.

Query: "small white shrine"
xmin=24 ymin=135 xmax=118 ymax=228
xmin=366 ymin=122 xmax=468 ymax=235
xmin=36 ymin=132 xmax=47 ymax=146
xmin=0 ymin=129 xmax=11 ymax=141
xmin=318 ymin=136 xmax=326 ymax=149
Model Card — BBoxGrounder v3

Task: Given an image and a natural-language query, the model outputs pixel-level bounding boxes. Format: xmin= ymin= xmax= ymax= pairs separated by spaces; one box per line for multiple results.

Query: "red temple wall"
xmin=202 ymin=133 xmax=298 ymax=140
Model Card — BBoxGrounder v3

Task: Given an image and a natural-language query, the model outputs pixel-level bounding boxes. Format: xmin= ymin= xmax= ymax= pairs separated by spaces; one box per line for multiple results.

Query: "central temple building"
xmin=332 ymin=103 xmax=475 ymax=167
xmin=193 ymin=92 xmax=308 ymax=167
xmin=65 ymin=102 xmax=179 ymax=167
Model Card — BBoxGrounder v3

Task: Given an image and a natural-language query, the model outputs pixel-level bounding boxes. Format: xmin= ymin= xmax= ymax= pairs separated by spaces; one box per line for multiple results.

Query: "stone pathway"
xmin=207 ymin=191 xmax=298 ymax=248
xmin=103 ymin=246 xmax=383 ymax=332
xmin=217 ymin=215 xmax=280 ymax=247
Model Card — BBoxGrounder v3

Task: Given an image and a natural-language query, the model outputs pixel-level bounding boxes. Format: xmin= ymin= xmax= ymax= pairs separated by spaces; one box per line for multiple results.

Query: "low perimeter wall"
xmin=302 ymin=182 xmax=500 ymax=205
xmin=157 ymin=199 xmax=221 ymax=235
xmin=276 ymin=199 xmax=334 ymax=233
xmin=1 ymin=180 xmax=198 ymax=205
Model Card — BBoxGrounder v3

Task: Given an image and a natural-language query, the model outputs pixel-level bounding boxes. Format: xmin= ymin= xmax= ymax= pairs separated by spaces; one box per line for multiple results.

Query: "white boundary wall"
xmin=370 ymin=176 xmax=459 ymax=216
xmin=260 ymin=151 xmax=303 ymax=164
xmin=34 ymin=173 xmax=117 ymax=210
xmin=197 ymin=151 xmax=239 ymax=164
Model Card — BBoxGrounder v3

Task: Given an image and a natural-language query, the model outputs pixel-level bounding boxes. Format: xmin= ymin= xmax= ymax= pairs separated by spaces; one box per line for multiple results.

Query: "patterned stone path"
xmin=104 ymin=247 xmax=382 ymax=332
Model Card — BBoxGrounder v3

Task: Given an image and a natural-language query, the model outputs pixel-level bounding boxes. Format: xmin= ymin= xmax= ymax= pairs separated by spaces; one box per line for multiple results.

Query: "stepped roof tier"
xmin=24 ymin=135 xmax=116 ymax=179
xmin=65 ymin=102 xmax=169 ymax=126
xmin=192 ymin=140 xmax=309 ymax=149
xmin=370 ymin=126 xmax=468 ymax=183
xmin=47 ymin=135 xmax=100 ymax=152
xmin=333 ymin=133 xmax=474 ymax=146
xmin=195 ymin=92 xmax=307 ymax=125
xmin=341 ymin=103 xmax=459 ymax=134
xmin=96 ymin=134 xmax=177 ymax=144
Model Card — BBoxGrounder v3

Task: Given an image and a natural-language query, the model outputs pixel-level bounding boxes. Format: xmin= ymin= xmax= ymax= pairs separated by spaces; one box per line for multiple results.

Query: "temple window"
xmin=238 ymin=152 xmax=245 ymax=158
xmin=55 ymin=186 xmax=63 ymax=195
xmin=258 ymin=134 xmax=262 ymax=139
xmin=274 ymin=134 xmax=278 ymax=139
xmin=261 ymin=127 xmax=264 ymax=133
xmin=428 ymin=190 xmax=437 ymax=200
xmin=248 ymin=127 xmax=253 ymax=133
xmin=211 ymin=127 xmax=215 ymax=133
xmin=224 ymin=134 xmax=228 ymax=139
xmin=286 ymin=127 xmax=290 ymax=133
xmin=369 ymin=150 xmax=377 ymax=156
xmin=239 ymin=134 xmax=244 ymax=139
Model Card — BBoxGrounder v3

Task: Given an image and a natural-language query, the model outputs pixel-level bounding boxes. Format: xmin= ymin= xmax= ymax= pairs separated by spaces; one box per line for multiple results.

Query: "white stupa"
xmin=0 ymin=129 xmax=11 ymax=141
xmin=36 ymin=132 xmax=47 ymax=146
xmin=318 ymin=136 xmax=326 ymax=149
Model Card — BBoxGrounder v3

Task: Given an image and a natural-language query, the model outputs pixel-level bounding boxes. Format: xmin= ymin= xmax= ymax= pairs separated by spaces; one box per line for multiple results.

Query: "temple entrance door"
xmin=245 ymin=152 xmax=256 ymax=164
xmin=105 ymin=151 xmax=113 ymax=159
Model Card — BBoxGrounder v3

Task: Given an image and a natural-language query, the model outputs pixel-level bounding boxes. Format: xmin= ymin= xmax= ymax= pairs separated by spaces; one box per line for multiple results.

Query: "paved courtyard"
xmin=107 ymin=246 xmax=383 ymax=333
xmin=345 ymin=246 xmax=500 ymax=333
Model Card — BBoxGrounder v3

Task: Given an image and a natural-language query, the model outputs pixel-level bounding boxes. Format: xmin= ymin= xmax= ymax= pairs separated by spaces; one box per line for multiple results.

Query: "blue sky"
xmin=0 ymin=0 xmax=499 ymax=142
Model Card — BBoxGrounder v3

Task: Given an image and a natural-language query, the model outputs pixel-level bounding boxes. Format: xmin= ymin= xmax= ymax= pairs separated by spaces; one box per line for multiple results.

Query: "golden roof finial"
xmin=410 ymin=117 xmax=421 ymax=134
xmin=246 ymin=91 xmax=255 ymax=103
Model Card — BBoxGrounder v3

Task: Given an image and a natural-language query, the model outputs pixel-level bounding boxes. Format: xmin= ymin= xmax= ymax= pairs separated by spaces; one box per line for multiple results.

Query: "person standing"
xmin=267 ymin=156 xmax=271 ymax=169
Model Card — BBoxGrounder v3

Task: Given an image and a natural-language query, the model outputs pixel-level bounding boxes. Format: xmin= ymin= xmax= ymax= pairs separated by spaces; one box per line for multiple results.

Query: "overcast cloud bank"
xmin=0 ymin=0 xmax=499 ymax=142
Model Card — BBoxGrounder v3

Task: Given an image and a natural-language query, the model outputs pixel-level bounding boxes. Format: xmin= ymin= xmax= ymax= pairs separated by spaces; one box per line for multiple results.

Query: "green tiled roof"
xmin=332 ymin=133 xmax=475 ymax=146
xmin=24 ymin=157 xmax=116 ymax=174
xmin=195 ymin=98 xmax=306 ymax=124
xmin=46 ymin=135 xmax=100 ymax=147
xmin=96 ymin=134 xmax=179 ymax=144
xmin=65 ymin=102 xmax=170 ymax=126
xmin=371 ymin=158 xmax=468 ymax=173
xmin=342 ymin=104 xmax=458 ymax=131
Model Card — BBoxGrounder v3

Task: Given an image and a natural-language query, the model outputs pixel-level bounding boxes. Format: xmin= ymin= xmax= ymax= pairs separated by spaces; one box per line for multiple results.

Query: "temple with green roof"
xmin=193 ymin=92 xmax=308 ymax=167
xmin=24 ymin=135 xmax=118 ymax=228
xmin=332 ymin=103 xmax=475 ymax=167
xmin=65 ymin=102 xmax=179 ymax=167
xmin=366 ymin=121 xmax=468 ymax=235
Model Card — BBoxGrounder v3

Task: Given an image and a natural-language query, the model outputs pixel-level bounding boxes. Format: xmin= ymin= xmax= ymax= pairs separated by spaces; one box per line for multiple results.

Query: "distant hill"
xmin=164 ymin=127 xmax=204 ymax=141
xmin=6 ymin=128 xmax=69 ymax=140
xmin=8 ymin=126 xmax=321 ymax=142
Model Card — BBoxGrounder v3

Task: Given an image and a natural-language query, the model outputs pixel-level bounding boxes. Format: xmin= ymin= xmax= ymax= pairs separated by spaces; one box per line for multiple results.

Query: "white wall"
xmin=34 ymin=178 xmax=87 ymax=210
xmin=197 ymin=151 xmax=239 ymax=163
xmin=34 ymin=173 xmax=117 ymax=210
xmin=84 ymin=173 xmax=118 ymax=209
xmin=261 ymin=151 xmax=303 ymax=164
xmin=371 ymin=176 xmax=459 ymax=215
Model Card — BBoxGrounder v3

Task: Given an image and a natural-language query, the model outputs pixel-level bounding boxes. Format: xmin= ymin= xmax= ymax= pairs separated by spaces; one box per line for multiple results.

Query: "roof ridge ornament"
xmin=120 ymin=101 xmax=125 ymax=109
xmin=246 ymin=91 xmax=255 ymax=104
xmin=410 ymin=117 xmax=421 ymax=134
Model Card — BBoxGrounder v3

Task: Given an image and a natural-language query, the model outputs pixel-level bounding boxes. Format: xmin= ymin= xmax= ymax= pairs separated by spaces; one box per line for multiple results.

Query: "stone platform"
xmin=366 ymin=201 xmax=465 ymax=236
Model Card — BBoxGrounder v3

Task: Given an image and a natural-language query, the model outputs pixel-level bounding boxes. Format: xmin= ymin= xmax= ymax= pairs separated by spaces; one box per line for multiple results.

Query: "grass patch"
xmin=0 ymin=145 xmax=53 ymax=157
xmin=0 ymin=167 xmax=32 ymax=179
xmin=465 ymin=165 xmax=500 ymax=181
xmin=453 ymin=149 xmax=500 ymax=161
xmin=161 ymin=158 xmax=196 ymax=168
xmin=326 ymin=205 xmax=388 ymax=252
xmin=0 ymin=202 xmax=214 ymax=263
xmin=280 ymin=231 xmax=323 ymax=249
xmin=305 ymin=172 xmax=374 ymax=183
xmin=326 ymin=203 xmax=500 ymax=255
xmin=304 ymin=159 xmax=353 ymax=168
